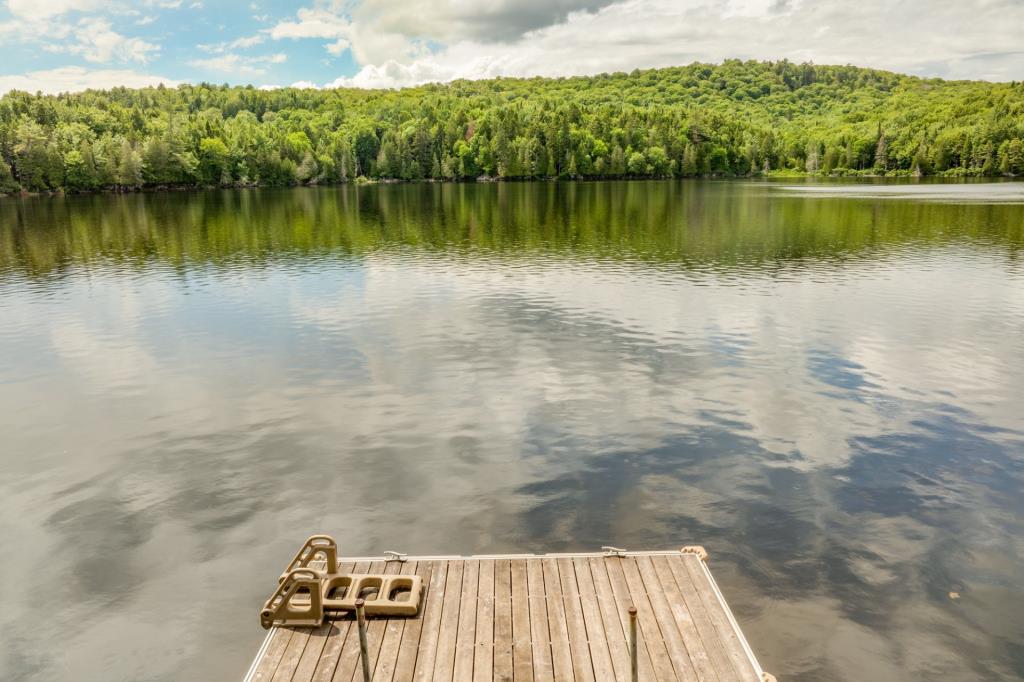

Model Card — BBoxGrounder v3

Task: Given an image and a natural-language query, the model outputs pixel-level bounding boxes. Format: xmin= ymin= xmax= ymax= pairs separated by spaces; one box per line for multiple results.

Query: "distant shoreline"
xmin=3 ymin=171 xmax=1020 ymax=199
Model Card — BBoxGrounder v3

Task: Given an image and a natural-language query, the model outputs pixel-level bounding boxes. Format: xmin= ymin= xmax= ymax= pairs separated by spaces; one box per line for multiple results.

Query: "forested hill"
xmin=2 ymin=60 xmax=1023 ymax=194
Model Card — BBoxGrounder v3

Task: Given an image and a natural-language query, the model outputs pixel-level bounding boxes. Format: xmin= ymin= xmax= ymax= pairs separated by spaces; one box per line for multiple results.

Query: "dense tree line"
xmin=1 ymin=60 xmax=1023 ymax=194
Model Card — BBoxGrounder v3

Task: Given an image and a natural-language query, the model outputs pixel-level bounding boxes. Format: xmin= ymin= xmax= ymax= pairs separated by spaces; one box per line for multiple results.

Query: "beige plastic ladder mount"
xmin=680 ymin=545 xmax=709 ymax=561
xmin=260 ymin=535 xmax=424 ymax=629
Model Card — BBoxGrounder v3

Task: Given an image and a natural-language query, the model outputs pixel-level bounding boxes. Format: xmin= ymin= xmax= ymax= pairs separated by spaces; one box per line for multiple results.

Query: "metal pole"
xmin=628 ymin=605 xmax=638 ymax=682
xmin=355 ymin=598 xmax=371 ymax=682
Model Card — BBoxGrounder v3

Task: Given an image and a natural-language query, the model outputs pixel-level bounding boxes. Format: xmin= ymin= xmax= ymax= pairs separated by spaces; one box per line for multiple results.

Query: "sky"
xmin=1 ymin=0 xmax=1023 ymax=94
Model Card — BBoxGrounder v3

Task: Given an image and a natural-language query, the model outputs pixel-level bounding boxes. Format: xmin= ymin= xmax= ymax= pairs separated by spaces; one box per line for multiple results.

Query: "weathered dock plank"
xmin=388 ymin=560 xmax=435 ymax=681
xmin=492 ymin=559 xmax=513 ymax=682
xmin=526 ymin=559 xmax=554 ymax=682
xmin=309 ymin=560 xmax=371 ymax=682
xmin=675 ymin=555 xmax=756 ymax=681
xmin=246 ymin=550 xmax=767 ymax=682
xmin=555 ymin=557 xmax=595 ymax=682
xmin=472 ymin=559 xmax=495 ymax=682
xmin=410 ymin=560 xmax=448 ymax=680
xmin=510 ymin=559 xmax=534 ymax=682
xmin=571 ymin=558 xmax=617 ymax=681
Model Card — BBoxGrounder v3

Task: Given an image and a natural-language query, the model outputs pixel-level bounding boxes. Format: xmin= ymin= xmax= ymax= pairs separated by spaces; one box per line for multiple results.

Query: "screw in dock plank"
xmin=355 ymin=598 xmax=371 ymax=682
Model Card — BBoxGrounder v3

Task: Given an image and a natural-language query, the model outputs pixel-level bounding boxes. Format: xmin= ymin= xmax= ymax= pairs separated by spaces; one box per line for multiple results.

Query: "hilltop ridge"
xmin=1 ymin=59 xmax=1023 ymax=193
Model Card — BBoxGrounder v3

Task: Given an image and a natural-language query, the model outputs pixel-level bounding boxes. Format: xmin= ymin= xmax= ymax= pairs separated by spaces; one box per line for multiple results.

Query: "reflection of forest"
xmin=1 ymin=181 xmax=1022 ymax=277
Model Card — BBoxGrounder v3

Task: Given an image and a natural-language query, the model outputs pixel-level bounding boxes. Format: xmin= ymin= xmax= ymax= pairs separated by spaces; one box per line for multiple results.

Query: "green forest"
xmin=1 ymin=59 xmax=1023 ymax=194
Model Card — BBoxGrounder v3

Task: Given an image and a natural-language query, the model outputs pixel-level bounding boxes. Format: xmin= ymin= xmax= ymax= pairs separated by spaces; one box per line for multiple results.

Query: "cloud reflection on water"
xmin=0 ymin=181 xmax=1022 ymax=680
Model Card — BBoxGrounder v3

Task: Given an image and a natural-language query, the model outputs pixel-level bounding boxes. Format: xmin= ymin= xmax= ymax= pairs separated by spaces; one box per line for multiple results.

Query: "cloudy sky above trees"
xmin=1 ymin=0 xmax=1023 ymax=93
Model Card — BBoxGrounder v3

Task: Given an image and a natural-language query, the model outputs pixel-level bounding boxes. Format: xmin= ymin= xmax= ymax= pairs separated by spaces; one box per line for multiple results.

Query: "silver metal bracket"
xmin=383 ymin=550 xmax=408 ymax=562
xmin=601 ymin=546 xmax=627 ymax=557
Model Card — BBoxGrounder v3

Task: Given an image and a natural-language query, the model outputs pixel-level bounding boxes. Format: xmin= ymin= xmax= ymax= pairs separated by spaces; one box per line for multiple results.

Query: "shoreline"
xmin=2 ymin=171 xmax=1019 ymax=199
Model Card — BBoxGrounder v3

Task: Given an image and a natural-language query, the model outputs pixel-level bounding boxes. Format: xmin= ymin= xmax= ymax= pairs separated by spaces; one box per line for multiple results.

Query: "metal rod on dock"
xmin=355 ymin=598 xmax=371 ymax=682
xmin=628 ymin=605 xmax=638 ymax=682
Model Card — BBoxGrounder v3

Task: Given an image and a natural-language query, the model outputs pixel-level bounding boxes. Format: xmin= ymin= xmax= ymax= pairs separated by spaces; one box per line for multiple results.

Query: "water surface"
xmin=1 ymin=180 xmax=1023 ymax=681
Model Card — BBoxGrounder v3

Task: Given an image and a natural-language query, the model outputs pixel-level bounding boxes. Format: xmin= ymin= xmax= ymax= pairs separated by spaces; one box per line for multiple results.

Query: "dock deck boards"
xmin=246 ymin=550 xmax=765 ymax=682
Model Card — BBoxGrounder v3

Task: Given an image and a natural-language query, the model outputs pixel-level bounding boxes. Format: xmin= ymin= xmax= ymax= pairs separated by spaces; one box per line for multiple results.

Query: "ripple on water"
xmin=0 ymin=181 xmax=1023 ymax=680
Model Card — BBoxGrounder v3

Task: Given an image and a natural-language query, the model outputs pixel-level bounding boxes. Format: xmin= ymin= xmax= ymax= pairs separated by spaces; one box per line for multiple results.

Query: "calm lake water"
xmin=1 ymin=180 xmax=1023 ymax=681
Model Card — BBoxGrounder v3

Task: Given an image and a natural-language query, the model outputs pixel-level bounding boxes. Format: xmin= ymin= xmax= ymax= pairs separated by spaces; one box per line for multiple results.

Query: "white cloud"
xmin=351 ymin=0 xmax=616 ymax=43
xmin=2 ymin=5 xmax=160 ymax=65
xmin=0 ymin=66 xmax=177 ymax=94
xmin=5 ymin=0 xmax=1023 ymax=92
xmin=325 ymin=38 xmax=349 ymax=56
xmin=330 ymin=58 xmax=473 ymax=89
xmin=5 ymin=0 xmax=103 ymax=20
xmin=320 ymin=0 xmax=1024 ymax=89
xmin=0 ymin=19 xmax=29 ymax=39
xmin=198 ymin=34 xmax=266 ymax=53
xmin=188 ymin=52 xmax=287 ymax=76
xmin=49 ymin=18 xmax=160 ymax=64
xmin=269 ymin=7 xmax=350 ymax=40
xmin=230 ymin=34 xmax=265 ymax=49
xmin=267 ymin=3 xmax=424 ymax=64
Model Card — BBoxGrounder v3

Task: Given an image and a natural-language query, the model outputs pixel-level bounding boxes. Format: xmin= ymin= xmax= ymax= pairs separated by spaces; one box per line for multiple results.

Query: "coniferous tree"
xmin=610 ymin=145 xmax=626 ymax=176
xmin=0 ymin=157 xmax=18 ymax=192
xmin=440 ymin=154 xmax=454 ymax=179
xmin=13 ymin=119 xmax=55 ymax=191
xmin=874 ymin=125 xmax=888 ymax=171
xmin=822 ymin=146 xmax=837 ymax=173
xmin=198 ymin=137 xmax=230 ymax=184
xmin=116 ymin=140 xmax=143 ymax=188
xmin=681 ymin=144 xmax=698 ymax=176
xmin=805 ymin=142 xmax=821 ymax=172
xmin=999 ymin=139 xmax=1023 ymax=174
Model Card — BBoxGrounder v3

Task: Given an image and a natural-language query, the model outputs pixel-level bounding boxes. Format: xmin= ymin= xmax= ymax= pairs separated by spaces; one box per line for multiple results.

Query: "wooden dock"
xmin=245 ymin=549 xmax=769 ymax=682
